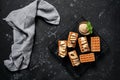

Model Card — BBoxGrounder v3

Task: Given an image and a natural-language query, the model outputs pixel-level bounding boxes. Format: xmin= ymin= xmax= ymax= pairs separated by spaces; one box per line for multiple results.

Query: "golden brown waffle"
xmin=79 ymin=53 xmax=95 ymax=63
xmin=91 ymin=37 xmax=100 ymax=52
xmin=68 ymin=32 xmax=78 ymax=48
xmin=58 ymin=40 xmax=67 ymax=58
xmin=68 ymin=50 xmax=80 ymax=66
xmin=78 ymin=37 xmax=90 ymax=53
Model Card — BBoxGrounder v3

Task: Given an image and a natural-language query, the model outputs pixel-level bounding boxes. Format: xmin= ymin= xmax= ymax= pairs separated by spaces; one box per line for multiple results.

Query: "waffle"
xmin=68 ymin=32 xmax=78 ymax=48
xmin=68 ymin=50 xmax=80 ymax=66
xmin=91 ymin=37 xmax=100 ymax=52
xmin=78 ymin=37 xmax=90 ymax=53
xmin=79 ymin=53 xmax=95 ymax=63
xmin=58 ymin=40 xmax=67 ymax=58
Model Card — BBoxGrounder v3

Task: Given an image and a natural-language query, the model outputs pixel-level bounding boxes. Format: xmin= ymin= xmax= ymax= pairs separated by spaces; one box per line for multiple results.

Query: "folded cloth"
xmin=3 ymin=0 xmax=60 ymax=71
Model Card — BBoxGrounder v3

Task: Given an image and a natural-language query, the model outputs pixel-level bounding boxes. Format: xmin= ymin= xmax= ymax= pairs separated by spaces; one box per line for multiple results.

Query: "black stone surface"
xmin=0 ymin=0 xmax=120 ymax=80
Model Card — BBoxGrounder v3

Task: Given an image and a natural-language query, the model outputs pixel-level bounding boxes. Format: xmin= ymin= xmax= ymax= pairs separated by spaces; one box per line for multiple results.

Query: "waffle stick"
xmin=78 ymin=37 xmax=90 ymax=53
xmin=79 ymin=53 xmax=95 ymax=63
xmin=91 ymin=37 xmax=100 ymax=52
xmin=68 ymin=32 xmax=78 ymax=48
xmin=58 ymin=40 xmax=67 ymax=58
xmin=68 ymin=50 xmax=80 ymax=66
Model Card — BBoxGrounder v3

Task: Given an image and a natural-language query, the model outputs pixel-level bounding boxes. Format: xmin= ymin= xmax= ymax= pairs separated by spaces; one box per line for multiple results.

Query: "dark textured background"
xmin=0 ymin=0 xmax=120 ymax=80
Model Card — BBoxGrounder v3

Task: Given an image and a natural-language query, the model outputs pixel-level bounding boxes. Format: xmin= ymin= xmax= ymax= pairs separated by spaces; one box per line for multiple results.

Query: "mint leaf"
xmin=87 ymin=21 xmax=93 ymax=34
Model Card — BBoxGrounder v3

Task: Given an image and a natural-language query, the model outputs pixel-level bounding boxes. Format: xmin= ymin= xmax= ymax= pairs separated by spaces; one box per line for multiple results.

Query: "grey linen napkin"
xmin=3 ymin=0 xmax=60 ymax=71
